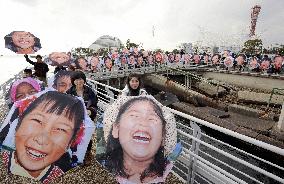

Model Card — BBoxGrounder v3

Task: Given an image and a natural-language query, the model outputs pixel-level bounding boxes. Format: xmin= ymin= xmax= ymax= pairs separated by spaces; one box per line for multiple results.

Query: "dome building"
xmin=89 ymin=35 xmax=122 ymax=51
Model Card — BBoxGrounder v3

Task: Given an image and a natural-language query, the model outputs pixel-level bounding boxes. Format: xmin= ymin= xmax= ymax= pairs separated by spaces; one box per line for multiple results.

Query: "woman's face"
xmin=74 ymin=78 xmax=85 ymax=88
xmin=129 ymin=77 xmax=139 ymax=90
xmin=175 ymin=54 xmax=181 ymax=63
xmin=212 ymin=55 xmax=219 ymax=64
xmin=112 ymin=101 xmax=163 ymax=162
xmin=105 ymin=58 xmax=112 ymax=69
xmin=15 ymin=82 xmax=38 ymax=101
xmin=224 ymin=57 xmax=233 ymax=67
xmin=78 ymin=58 xmax=87 ymax=70
xmin=15 ymin=103 xmax=74 ymax=176
xmin=193 ymin=54 xmax=200 ymax=64
xmin=129 ymin=56 xmax=135 ymax=65
xmin=155 ymin=53 xmax=163 ymax=63
xmin=137 ymin=56 xmax=143 ymax=65
xmin=90 ymin=56 xmax=99 ymax=68
xmin=261 ymin=60 xmax=270 ymax=70
xmin=50 ymin=52 xmax=70 ymax=65
xmin=56 ymin=76 xmax=72 ymax=93
xmin=236 ymin=56 xmax=244 ymax=66
xmin=147 ymin=55 xmax=153 ymax=64
xmin=12 ymin=31 xmax=35 ymax=49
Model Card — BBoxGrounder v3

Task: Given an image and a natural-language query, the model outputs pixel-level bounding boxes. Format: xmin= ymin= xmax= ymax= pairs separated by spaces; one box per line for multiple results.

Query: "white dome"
xmin=89 ymin=35 xmax=122 ymax=50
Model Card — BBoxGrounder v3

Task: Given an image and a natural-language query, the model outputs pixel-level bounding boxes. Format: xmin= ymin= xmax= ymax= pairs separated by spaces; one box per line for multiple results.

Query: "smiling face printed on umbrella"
xmin=48 ymin=52 xmax=71 ymax=66
xmin=97 ymin=95 xmax=178 ymax=184
xmin=5 ymin=31 xmax=41 ymax=54
xmin=0 ymin=90 xmax=95 ymax=183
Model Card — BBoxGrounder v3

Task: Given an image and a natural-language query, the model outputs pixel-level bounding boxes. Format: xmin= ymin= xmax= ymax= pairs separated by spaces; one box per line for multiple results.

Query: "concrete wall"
xmin=203 ymin=72 xmax=284 ymax=92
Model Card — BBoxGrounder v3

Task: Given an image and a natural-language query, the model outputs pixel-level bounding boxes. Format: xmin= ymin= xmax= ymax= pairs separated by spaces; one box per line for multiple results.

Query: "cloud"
xmin=0 ymin=0 xmax=284 ymax=54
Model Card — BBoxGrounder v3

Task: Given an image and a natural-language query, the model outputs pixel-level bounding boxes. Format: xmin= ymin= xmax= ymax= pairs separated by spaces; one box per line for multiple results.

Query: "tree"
xmin=241 ymin=39 xmax=263 ymax=55
xmin=126 ymin=39 xmax=139 ymax=50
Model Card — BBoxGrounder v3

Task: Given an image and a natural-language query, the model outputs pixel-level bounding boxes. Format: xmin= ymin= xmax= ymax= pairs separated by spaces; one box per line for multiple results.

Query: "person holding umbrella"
xmin=24 ymin=54 xmax=49 ymax=85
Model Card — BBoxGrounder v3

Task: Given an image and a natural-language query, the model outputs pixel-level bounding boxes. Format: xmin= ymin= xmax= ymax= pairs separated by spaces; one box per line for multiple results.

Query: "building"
xmin=89 ymin=35 xmax=122 ymax=51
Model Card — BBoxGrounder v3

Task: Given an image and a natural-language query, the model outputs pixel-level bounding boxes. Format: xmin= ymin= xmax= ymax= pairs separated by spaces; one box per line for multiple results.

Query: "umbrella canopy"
xmin=4 ymin=31 xmax=41 ymax=54
xmin=44 ymin=52 xmax=72 ymax=67
xmin=96 ymin=95 xmax=179 ymax=184
xmin=0 ymin=90 xmax=95 ymax=183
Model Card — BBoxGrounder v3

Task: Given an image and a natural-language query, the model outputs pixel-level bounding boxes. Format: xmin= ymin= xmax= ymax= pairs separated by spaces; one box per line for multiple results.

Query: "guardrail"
xmin=0 ymin=71 xmax=283 ymax=183
xmin=88 ymin=78 xmax=284 ymax=184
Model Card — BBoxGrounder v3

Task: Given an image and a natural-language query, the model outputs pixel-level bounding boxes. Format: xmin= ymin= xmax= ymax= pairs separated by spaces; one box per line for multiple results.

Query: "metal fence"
xmin=88 ymin=79 xmax=284 ymax=184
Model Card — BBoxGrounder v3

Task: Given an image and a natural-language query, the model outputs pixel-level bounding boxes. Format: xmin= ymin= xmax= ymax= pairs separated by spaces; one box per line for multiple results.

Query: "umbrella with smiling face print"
xmin=0 ymin=90 xmax=95 ymax=183
xmin=96 ymin=95 xmax=181 ymax=184
xmin=4 ymin=31 xmax=42 ymax=54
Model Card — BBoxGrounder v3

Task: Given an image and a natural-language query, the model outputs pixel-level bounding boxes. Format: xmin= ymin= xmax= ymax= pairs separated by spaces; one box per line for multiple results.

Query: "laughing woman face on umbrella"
xmin=5 ymin=31 xmax=41 ymax=54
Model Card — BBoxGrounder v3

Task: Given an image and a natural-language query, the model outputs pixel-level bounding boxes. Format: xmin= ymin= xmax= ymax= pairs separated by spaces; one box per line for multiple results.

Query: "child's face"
xmin=12 ymin=31 xmax=35 ymax=49
xmin=261 ymin=60 xmax=270 ymax=70
xmin=212 ymin=55 xmax=219 ymax=64
xmin=112 ymin=101 xmax=163 ymax=162
xmin=15 ymin=82 xmax=38 ymax=101
xmin=50 ymin=52 xmax=70 ymax=65
xmin=129 ymin=56 xmax=135 ymax=65
xmin=78 ymin=58 xmax=87 ymax=70
xmin=15 ymin=103 xmax=74 ymax=176
xmin=90 ymin=57 xmax=99 ymax=67
xmin=236 ymin=56 xmax=244 ymax=66
xmin=56 ymin=76 xmax=72 ymax=93
xmin=129 ymin=77 xmax=139 ymax=90
xmin=175 ymin=54 xmax=181 ymax=63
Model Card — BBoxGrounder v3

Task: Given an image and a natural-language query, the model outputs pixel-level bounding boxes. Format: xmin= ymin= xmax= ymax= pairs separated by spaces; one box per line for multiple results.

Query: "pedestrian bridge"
xmin=0 ymin=69 xmax=283 ymax=183
xmin=88 ymin=79 xmax=284 ymax=184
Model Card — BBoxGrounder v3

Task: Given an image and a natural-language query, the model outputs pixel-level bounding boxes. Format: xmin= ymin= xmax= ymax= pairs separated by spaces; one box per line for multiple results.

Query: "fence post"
xmin=187 ymin=121 xmax=202 ymax=184
xmin=277 ymin=101 xmax=284 ymax=131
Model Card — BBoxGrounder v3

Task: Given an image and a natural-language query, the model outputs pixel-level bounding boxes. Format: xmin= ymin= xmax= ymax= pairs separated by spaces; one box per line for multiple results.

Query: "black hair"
xmin=5 ymin=31 xmax=41 ymax=53
xmin=36 ymin=55 xmax=42 ymax=59
xmin=17 ymin=91 xmax=84 ymax=142
xmin=74 ymin=57 xmax=87 ymax=70
xmin=53 ymin=70 xmax=73 ymax=88
xmin=104 ymin=96 xmax=168 ymax=182
xmin=212 ymin=54 xmax=221 ymax=60
xmin=126 ymin=73 xmax=143 ymax=96
xmin=24 ymin=68 xmax=32 ymax=74
xmin=54 ymin=65 xmax=67 ymax=74
xmin=71 ymin=71 xmax=86 ymax=86
xmin=237 ymin=54 xmax=247 ymax=61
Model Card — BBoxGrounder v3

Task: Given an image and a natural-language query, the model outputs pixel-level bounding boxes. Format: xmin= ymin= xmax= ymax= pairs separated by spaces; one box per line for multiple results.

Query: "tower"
xmin=249 ymin=5 xmax=261 ymax=37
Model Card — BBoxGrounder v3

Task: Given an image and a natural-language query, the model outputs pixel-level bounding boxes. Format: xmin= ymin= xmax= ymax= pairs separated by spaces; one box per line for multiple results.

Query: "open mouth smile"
xmin=26 ymin=147 xmax=47 ymax=160
xmin=132 ymin=131 xmax=151 ymax=144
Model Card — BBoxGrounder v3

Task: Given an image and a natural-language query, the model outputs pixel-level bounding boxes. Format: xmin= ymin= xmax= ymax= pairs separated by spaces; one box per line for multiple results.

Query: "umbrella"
xmin=44 ymin=52 xmax=72 ymax=67
xmin=96 ymin=95 xmax=179 ymax=184
xmin=4 ymin=31 xmax=41 ymax=54
xmin=0 ymin=90 xmax=95 ymax=183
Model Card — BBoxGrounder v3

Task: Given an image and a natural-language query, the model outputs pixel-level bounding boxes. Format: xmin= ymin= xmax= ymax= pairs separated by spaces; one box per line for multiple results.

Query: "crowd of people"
xmin=2 ymin=44 xmax=283 ymax=183
xmin=34 ymin=48 xmax=284 ymax=76
xmin=0 ymin=46 xmax=183 ymax=184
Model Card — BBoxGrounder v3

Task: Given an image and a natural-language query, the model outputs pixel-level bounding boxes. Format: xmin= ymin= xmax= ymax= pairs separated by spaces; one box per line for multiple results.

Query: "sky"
xmin=0 ymin=0 xmax=284 ymax=55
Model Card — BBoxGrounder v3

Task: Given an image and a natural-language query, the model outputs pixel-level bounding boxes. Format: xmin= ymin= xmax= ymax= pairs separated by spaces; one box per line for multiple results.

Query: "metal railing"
xmin=88 ymin=78 xmax=284 ymax=184
xmin=267 ymin=88 xmax=284 ymax=109
xmin=0 ymin=72 xmax=283 ymax=184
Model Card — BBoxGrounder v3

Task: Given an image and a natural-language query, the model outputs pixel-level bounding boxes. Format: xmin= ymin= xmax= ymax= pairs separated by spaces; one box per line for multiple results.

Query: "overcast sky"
xmin=0 ymin=0 xmax=283 ymax=55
